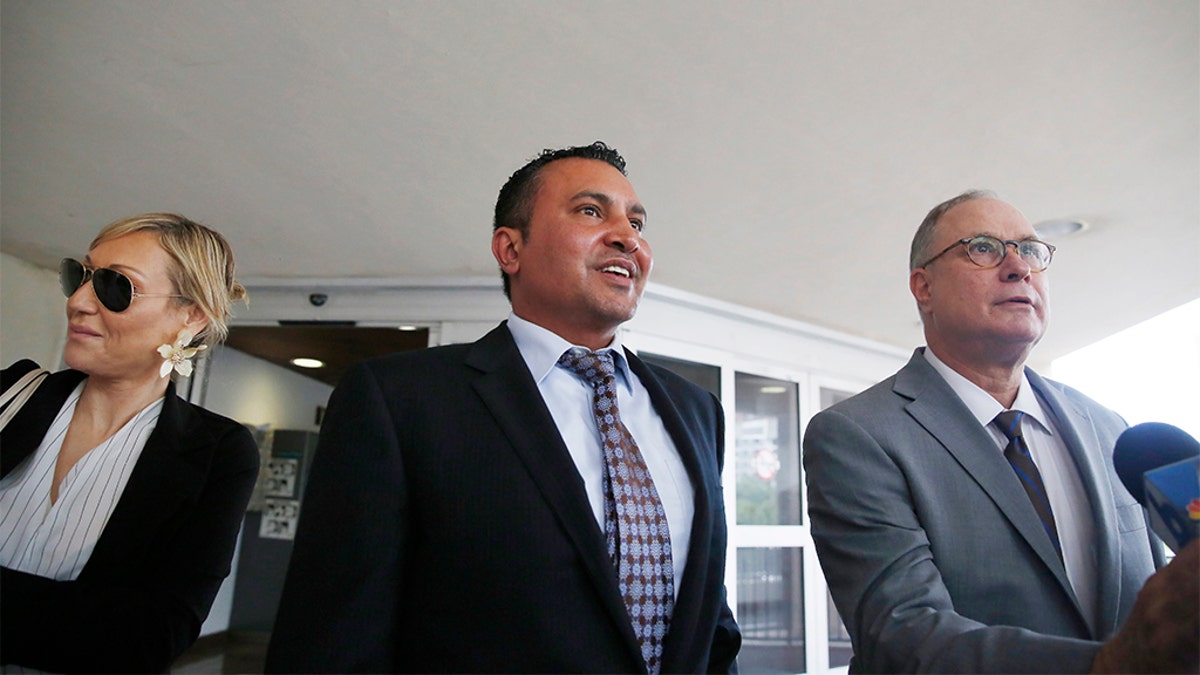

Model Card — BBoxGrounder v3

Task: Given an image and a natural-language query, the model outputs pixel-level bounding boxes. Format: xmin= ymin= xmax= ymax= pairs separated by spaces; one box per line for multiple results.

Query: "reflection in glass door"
xmin=735 ymin=373 xmax=801 ymax=527
xmin=737 ymin=547 xmax=806 ymax=673
xmin=736 ymin=372 xmax=804 ymax=673
xmin=826 ymin=587 xmax=852 ymax=669
xmin=638 ymin=351 xmax=861 ymax=673
xmin=639 ymin=352 xmax=721 ymax=399
xmin=818 ymin=385 xmax=856 ymax=670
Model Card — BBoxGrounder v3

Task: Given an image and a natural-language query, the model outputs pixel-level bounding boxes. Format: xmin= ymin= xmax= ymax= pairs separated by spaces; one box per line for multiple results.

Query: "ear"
xmin=183 ymin=305 xmax=210 ymax=341
xmin=492 ymin=227 xmax=522 ymax=277
xmin=910 ymin=267 xmax=932 ymax=313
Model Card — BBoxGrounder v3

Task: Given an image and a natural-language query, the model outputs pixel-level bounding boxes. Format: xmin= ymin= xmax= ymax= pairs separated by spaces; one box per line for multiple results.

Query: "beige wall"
xmin=1 ymin=253 xmax=67 ymax=370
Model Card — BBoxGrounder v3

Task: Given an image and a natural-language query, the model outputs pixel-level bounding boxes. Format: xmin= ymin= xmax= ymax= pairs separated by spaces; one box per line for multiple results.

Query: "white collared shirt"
xmin=0 ymin=381 xmax=163 ymax=582
xmin=507 ymin=312 xmax=694 ymax=596
xmin=924 ymin=348 xmax=1098 ymax=632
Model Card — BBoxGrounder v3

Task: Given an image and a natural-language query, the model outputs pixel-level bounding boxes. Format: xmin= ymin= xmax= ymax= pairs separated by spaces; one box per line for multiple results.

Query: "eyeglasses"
xmin=920 ymin=235 xmax=1056 ymax=272
xmin=59 ymin=258 xmax=185 ymax=313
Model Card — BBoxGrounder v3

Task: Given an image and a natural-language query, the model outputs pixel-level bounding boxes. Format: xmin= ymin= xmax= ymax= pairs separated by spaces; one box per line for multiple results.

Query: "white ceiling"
xmin=3 ymin=0 xmax=1197 ymax=368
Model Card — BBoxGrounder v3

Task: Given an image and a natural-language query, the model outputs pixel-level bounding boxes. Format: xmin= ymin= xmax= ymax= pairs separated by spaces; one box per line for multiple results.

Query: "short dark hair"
xmin=493 ymin=141 xmax=627 ymax=299
xmin=910 ymin=189 xmax=999 ymax=271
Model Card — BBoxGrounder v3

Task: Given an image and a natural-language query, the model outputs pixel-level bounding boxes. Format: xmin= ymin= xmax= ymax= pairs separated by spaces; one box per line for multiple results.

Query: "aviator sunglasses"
xmin=59 ymin=258 xmax=185 ymax=312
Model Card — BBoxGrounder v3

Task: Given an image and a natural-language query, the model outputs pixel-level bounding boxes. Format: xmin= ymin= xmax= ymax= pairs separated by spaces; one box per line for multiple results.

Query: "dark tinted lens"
xmin=59 ymin=259 xmax=86 ymax=298
xmin=92 ymin=268 xmax=134 ymax=312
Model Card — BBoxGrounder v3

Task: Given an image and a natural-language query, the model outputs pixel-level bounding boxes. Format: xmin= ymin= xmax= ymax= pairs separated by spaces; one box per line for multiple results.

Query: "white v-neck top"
xmin=0 ymin=381 xmax=164 ymax=581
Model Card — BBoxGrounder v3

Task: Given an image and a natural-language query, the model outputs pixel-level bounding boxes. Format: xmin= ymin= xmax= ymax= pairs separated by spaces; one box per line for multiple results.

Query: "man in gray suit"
xmin=804 ymin=190 xmax=1199 ymax=673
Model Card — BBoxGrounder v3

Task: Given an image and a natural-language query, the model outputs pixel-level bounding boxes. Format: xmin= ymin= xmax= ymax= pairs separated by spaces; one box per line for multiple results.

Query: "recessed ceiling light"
xmin=397 ymin=325 xmax=419 ymax=331
xmin=1034 ymin=219 xmax=1090 ymax=240
xmin=291 ymin=357 xmax=325 ymax=369
xmin=760 ymin=385 xmax=788 ymax=394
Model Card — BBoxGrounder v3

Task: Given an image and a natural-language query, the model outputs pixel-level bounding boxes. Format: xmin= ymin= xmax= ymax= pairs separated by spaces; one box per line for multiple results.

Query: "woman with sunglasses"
xmin=0 ymin=213 xmax=259 ymax=672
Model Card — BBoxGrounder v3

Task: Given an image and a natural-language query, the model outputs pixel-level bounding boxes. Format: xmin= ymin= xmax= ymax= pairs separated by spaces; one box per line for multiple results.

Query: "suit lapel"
xmin=81 ymin=383 xmax=212 ymax=579
xmin=896 ymin=351 xmax=1078 ymax=607
xmin=0 ymin=370 xmax=214 ymax=580
xmin=1028 ymin=370 xmax=1120 ymax=637
xmin=465 ymin=324 xmax=639 ymax=657
xmin=626 ymin=350 xmax=716 ymax=673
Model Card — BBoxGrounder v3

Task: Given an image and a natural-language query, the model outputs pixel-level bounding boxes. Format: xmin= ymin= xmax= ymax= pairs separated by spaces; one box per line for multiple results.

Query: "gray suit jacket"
xmin=803 ymin=349 xmax=1162 ymax=674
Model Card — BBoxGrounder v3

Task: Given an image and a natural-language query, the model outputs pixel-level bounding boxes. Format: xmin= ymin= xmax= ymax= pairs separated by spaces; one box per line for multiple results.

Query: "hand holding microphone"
xmin=1093 ymin=422 xmax=1200 ymax=674
xmin=1092 ymin=539 xmax=1199 ymax=674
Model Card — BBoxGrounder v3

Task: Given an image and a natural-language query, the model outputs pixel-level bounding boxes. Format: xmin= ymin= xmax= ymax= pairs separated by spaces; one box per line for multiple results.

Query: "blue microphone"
xmin=1113 ymin=422 xmax=1200 ymax=553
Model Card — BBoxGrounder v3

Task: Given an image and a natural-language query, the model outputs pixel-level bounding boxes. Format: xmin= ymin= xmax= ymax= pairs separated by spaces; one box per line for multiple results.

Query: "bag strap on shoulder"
xmin=0 ymin=367 xmax=50 ymax=430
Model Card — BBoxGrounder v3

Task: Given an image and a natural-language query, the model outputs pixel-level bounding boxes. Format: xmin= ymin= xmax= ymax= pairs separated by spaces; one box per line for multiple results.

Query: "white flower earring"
xmin=157 ymin=328 xmax=207 ymax=378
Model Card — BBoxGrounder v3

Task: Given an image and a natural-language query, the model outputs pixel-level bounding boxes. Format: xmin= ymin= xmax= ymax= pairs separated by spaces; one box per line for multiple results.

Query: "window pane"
xmin=827 ymin=587 xmax=852 ymax=668
xmin=819 ymin=386 xmax=853 ymax=410
xmin=639 ymin=352 xmax=721 ymax=400
xmin=737 ymin=547 xmax=805 ymax=673
xmin=818 ymin=386 xmax=857 ymax=669
xmin=735 ymin=373 xmax=800 ymax=525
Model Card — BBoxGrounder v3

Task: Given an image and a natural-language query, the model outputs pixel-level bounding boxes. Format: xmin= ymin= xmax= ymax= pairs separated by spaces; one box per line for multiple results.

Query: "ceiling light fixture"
xmin=1034 ymin=218 xmax=1090 ymax=240
xmin=760 ymin=385 xmax=789 ymax=394
xmin=291 ymin=357 xmax=325 ymax=369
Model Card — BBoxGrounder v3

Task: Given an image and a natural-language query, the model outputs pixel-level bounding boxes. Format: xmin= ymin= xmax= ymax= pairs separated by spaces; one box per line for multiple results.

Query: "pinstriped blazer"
xmin=266 ymin=322 xmax=740 ymax=674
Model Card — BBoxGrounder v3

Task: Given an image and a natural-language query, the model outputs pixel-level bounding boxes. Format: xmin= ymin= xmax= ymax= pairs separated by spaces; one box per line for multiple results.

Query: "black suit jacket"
xmin=0 ymin=359 xmax=260 ymax=673
xmin=266 ymin=323 xmax=740 ymax=673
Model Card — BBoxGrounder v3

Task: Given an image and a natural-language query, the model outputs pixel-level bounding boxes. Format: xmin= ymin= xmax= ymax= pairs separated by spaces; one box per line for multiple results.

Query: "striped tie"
xmin=994 ymin=410 xmax=1063 ymax=562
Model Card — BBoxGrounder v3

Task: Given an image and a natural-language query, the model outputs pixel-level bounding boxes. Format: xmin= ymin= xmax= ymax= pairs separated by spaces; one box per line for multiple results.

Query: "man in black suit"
xmin=265 ymin=142 xmax=741 ymax=673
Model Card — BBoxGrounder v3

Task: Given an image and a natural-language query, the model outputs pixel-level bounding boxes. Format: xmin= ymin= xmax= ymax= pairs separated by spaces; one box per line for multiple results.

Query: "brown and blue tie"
xmin=994 ymin=410 xmax=1063 ymax=562
xmin=558 ymin=347 xmax=673 ymax=674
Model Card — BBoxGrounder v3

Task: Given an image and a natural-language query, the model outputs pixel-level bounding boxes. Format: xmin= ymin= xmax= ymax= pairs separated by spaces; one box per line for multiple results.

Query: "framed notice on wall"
xmin=259 ymin=498 xmax=300 ymax=540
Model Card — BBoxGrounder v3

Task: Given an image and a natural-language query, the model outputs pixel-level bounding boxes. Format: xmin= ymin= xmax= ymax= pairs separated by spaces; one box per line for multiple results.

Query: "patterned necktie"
xmin=558 ymin=347 xmax=673 ymax=674
xmin=993 ymin=410 xmax=1063 ymax=561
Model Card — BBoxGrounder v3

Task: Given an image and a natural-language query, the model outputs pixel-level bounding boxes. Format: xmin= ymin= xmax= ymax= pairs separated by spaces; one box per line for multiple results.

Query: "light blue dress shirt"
xmin=507 ymin=312 xmax=695 ymax=596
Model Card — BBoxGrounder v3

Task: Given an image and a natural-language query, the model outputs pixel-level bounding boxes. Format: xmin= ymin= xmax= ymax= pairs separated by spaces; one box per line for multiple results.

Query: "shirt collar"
xmin=506 ymin=312 xmax=633 ymax=387
xmin=923 ymin=347 xmax=1052 ymax=435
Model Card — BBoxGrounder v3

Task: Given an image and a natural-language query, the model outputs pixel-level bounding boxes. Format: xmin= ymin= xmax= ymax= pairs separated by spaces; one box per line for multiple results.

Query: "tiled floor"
xmin=172 ymin=632 xmax=269 ymax=674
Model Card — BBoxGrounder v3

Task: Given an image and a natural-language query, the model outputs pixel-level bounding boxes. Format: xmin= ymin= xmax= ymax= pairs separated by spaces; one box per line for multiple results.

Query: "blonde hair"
xmin=91 ymin=213 xmax=247 ymax=347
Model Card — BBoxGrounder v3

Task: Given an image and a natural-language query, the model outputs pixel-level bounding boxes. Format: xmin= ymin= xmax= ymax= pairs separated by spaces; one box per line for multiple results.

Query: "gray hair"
xmin=909 ymin=189 xmax=1000 ymax=271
